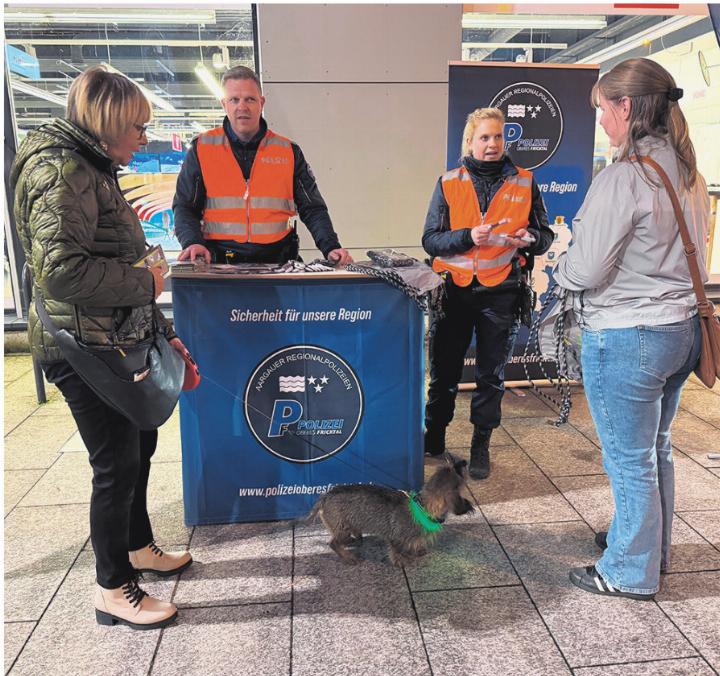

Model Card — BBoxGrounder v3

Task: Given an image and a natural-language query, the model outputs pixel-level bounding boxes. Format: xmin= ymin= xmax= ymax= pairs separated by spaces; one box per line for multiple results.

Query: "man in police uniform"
xmin=174 ymin=65 xmax=352 ymax=266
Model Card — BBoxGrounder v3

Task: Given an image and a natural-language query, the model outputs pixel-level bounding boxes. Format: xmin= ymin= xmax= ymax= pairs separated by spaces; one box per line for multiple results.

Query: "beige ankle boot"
xmin=129 ymin=542 xmax=193 ymax=577
xmin=94 ymin=577 xmax=177 ymax=630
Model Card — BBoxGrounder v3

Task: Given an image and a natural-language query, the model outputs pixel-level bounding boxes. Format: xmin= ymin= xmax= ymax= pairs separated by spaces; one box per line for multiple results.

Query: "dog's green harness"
xmin=407 ymin=491 xmax=443 ymax=533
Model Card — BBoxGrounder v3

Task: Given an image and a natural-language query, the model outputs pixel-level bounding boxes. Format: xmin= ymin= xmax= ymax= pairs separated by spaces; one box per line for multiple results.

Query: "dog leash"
xmin=520 ymin=282 xmax=574 ymax=425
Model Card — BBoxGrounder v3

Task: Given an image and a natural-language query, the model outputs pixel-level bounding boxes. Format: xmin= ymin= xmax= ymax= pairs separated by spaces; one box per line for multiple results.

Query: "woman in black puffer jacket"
xmin=11 ymin=65 xmax=191 ymax=630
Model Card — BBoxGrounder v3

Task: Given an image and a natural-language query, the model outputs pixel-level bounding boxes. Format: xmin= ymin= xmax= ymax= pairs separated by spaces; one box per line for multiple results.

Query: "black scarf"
xmin=463 ymin=155 xmax=505 ymax=181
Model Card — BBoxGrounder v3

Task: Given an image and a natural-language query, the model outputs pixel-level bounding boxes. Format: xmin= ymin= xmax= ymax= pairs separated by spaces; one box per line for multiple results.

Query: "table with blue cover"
xmin=171 ymin=267 xmax=425 ymax=525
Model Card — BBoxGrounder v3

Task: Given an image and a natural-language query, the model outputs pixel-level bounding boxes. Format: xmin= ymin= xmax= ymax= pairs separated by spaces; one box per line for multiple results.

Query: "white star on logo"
xmin=530 ymin=111 xmax=537 ymax=118
xmin=314 ymin=384 xmax=323 ymax=393
xmin=535 ymin=105 xmax=542 ymax=112
xmin=307 ymin=376 xmax=316 ymax=384
xmin=320 ymin=375 xmax=329 ymax=385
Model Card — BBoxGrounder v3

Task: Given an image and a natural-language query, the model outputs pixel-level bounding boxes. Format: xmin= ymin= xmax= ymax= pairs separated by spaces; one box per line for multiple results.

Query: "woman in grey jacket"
xmin=553 ymin=58 xmax=709 ymax=600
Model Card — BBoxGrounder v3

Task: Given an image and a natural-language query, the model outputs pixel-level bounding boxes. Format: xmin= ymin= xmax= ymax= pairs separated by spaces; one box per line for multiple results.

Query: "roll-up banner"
xmin=446 ymin=62 xmax=599 ymax=384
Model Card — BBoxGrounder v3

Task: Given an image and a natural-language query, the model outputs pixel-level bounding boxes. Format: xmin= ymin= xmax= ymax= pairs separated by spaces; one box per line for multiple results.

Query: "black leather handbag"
xmin=34 ymin=292 xmax=184 ymax=430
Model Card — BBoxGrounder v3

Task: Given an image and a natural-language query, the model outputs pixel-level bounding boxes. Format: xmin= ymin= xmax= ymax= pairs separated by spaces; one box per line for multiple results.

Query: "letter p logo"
xmin=504 ymin=122 xmax=523 ymax=145
xmin=268 ymin=400 xmax=303 ymax=437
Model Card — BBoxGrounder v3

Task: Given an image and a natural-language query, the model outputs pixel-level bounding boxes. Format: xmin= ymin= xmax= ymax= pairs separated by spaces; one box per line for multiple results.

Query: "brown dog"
xmin=307 ymin=456 xmax=474 ymax=566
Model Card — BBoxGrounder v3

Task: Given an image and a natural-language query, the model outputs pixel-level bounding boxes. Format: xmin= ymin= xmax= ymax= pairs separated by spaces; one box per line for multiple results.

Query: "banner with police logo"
xmin=446 ymin=62 xmax=599 ymax=383
xmin=173 ymin=276 xmax=424 ymax=524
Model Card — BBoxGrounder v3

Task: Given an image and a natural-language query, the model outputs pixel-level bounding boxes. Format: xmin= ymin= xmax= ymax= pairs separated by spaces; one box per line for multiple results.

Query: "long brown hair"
xmin=592 ymin=57 xmax=697 ymax=188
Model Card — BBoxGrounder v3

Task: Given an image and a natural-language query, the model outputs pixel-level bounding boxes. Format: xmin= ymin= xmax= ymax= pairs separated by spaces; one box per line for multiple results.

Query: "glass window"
xmin=4 ymin=5 xmax=256 ymax=267
xmin=460 ymin=6 xmax=719 ymax=280
xmin=4 ymin=248 xmax=15 ymax=313
xmin=461 ymin=10 xmax=614 ymax=64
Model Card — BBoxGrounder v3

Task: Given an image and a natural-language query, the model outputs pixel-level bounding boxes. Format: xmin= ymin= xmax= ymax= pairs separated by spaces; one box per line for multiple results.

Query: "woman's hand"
xmin=169 ymin=337 xmax=187 ymax=354
xmin=170 ymin=336 xmax=201 ymax=390
xmin=150 ymin=267 xmax=164 ymax=299
xmin=470 ymin=224 xmax=493 ymax=246
xmin=504 ymin=228 xmax=531 ymax=249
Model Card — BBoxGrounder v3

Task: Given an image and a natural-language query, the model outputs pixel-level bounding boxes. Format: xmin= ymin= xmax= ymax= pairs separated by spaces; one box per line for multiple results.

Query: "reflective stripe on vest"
xmin=437 ymin=249 xmax=517 ymax=271
xmin=197 ymin=126 xmax=296 ymax=244
xmin=251 ymin=221 xmax=292 ymax=235
xmin=432 ymin=164 xmax=533 ymax=287
xmin=441 ymin=168 xmax=472 ymax=183
xmin=203 ymin=221 xmax=248 ymax=236
xmin=197 ymin=134 xmax=228 ymax=146
xmin=206 ymin=196 xmax=246 ymax=210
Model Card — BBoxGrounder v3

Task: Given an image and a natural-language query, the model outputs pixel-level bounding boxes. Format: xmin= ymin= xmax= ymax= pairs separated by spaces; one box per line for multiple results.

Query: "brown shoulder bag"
xmin=635 ymin=155 xmax=720 ymax=388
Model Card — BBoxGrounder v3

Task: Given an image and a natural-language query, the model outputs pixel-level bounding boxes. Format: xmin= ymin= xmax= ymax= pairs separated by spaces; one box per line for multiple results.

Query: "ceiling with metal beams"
xmin=3 ymin=5 xmax=712 ymax=146
xmin=5 ymin=6 xmax=255 ymax=143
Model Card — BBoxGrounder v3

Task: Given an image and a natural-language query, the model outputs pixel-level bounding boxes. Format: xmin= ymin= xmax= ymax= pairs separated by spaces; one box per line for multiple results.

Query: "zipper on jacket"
xmin=473 ymin=211 xmax=490 ymax=278
xmin=109 ymin=322 xmax=127 ymax=357
xmin=244 ymin=132 xmax=271 ymax=243
xmin=192 ymin=175 xmax=200 ymax=207
xmin=73 ymin=305 xmax=84 ymax=342
xmin=244 ymin=183 xmax=251 ymax=242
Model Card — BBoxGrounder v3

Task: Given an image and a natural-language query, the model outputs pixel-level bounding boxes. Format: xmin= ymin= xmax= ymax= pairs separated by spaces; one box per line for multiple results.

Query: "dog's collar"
xmin=406 ymin=491 xmax=443 ymax=533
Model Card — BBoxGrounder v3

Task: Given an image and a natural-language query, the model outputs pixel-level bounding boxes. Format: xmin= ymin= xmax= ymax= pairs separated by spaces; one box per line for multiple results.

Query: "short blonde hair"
xmin=461 ymin=107 xmax=505 ymax=158
xmin=66 ymin=65 xmax=151 ymax=145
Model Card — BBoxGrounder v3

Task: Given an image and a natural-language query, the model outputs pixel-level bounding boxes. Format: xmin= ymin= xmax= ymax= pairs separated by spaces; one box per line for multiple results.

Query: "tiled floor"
xmin=4 ymin=353 xmax=720 ymax=676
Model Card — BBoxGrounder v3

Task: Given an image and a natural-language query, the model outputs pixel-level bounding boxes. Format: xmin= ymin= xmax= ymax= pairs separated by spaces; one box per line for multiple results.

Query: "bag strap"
xmin=24 ymin=260 xmax=82 ymax=340
xmin=631 ymin=154 xmax=712 ymax=316
xmin=22 ymin=262 xmax=57 ymax=337
xmin=33 ymin=287 xmax=60 ymax=338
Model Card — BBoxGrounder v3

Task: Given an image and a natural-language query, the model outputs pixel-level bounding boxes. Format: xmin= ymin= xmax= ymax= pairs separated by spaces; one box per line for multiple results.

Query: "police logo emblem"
xmin=490 ymin=82 xmax=564 ymax=170
xmin=244 ymin=345 xmax=363 ymax=463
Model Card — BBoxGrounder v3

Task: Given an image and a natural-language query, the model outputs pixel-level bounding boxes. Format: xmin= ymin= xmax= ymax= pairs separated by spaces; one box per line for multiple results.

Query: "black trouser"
xmin=42 ymin=361 xmax=156 ymax=589
xmin=425 ymin=279 xmax=520 ymax=432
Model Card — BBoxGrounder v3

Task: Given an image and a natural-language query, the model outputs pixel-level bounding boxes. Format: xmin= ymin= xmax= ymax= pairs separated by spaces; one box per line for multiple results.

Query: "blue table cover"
xmin=172 ymin=275 xmax=425 ymax=524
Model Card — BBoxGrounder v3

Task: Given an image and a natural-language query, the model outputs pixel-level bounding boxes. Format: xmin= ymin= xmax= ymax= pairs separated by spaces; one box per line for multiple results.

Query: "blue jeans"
xmin=581 ymin=315 xmax=701 ymax=594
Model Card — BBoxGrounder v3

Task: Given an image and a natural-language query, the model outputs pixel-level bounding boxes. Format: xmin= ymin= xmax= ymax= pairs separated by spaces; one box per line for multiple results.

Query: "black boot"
xmin=469 ymin=427 xmax=491 ymax=479
xmin=424 ymin=426 xmax=446 ymax=456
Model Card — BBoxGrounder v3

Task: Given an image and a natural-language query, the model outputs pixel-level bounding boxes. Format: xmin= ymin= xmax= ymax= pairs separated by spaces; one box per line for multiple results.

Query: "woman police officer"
xmin=422 ymin=107 xmax=552 ymax=479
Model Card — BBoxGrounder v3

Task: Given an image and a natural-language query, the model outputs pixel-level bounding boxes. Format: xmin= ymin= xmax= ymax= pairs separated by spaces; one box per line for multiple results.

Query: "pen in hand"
xmin=471 ymin=218 xmax=512 ymax=246
xmin=487 ymin=218 xmax=511 ymax=230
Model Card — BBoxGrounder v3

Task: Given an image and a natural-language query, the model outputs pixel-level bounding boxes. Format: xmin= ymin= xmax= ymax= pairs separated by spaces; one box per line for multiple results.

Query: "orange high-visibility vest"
xmin=196 ymin=127 xmax=296 ymax=244
xmin=432 ymin=165 xmax=533 ymax=287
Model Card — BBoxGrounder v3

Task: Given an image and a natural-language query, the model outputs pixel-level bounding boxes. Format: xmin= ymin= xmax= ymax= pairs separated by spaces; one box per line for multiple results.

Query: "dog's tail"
xmin=297 ymin=495 xmax=326 ymax=526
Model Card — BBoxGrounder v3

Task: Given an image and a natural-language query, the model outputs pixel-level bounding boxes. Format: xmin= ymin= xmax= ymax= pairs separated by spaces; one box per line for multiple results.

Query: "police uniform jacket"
xmin=173 ymin=117 xmax=342 ymax=261
xmin=422 ymin=154 xmax=553 ymax=287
